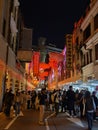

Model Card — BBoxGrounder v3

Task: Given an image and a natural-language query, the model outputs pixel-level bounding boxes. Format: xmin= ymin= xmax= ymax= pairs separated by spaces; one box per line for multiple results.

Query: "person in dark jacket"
xmin=92 ymin=91 xmax=98 ymax=121
xmin=61 ymin=90 xmax=67 ymax=113
xmin=66 ymin=86 xmax=76 ymax=117
xmin=78 ymin=90 xmax=85 ymax=118
xmin=3 ymin=88 xmax=14 ymax=117
xmin=39 ymin=88 xmax=47 ymax=125
xmin=84 ymin=91 xmax=96 ymax=130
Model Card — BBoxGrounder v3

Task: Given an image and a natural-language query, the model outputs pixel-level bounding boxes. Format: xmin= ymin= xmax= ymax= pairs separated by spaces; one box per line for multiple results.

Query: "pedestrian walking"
xmin=48 ymin=92 xmax=53 ymax=111
xmin=39 ymin=88 xmax=47 ymax=125
xmin=61 ymin=90 xmax=67 ymax=113
xmin=26 ymin=91 xmax=31 ymax=109
xmin=92 ymin=91 xmax=98 ymax=121
xmin=78 ymin=90 xmax=85 ymax=118
xmin=84 ymin=91 xmax=96 ymax=130
xmin=3 ymin=88 xmax=14 ymax=117
xmin=14 ymin=90 xmax=22 ymax=116
xmin=31 ymin=90 xmax=37 ymax=109
xmin=66 ymin=86 xmax=76 ymax=117
xmin=54 ymin=90 xmax=60 ymax=115
xmin=35 ymin=92 xmax=40 ymax=110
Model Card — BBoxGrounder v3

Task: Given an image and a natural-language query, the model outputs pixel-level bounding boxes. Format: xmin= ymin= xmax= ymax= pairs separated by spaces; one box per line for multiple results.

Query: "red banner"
xmin=49 ymin=52 xmax=64 ymax=63
xmin=33 ymin=52 xmax=40 ymax=76
xmin=49 ymin=52 xmax=64 ymax=69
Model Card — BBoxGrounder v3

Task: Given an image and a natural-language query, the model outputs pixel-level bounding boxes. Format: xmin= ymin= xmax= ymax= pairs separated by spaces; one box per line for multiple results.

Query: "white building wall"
xmin=82 ymin=63 xmax=94 ymax=81
xmin=94 ymin=65 xmax=98 ymax=79
xmin=81 ymin=1 xmax=98 ymax=81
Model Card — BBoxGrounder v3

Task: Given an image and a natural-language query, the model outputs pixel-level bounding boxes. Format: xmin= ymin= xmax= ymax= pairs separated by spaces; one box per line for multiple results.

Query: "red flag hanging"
xmin=33 ymin=52 xmax=40 ymax=76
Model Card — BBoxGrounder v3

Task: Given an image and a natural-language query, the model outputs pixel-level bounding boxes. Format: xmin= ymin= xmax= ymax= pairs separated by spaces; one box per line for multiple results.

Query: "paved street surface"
xmin=0 ymin=109 xmax=98 ymax=130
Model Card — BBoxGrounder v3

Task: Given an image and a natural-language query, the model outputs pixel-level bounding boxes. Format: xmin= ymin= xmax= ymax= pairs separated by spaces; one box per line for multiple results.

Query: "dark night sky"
xmin=19 ymin=0 xmax=90 ymax=49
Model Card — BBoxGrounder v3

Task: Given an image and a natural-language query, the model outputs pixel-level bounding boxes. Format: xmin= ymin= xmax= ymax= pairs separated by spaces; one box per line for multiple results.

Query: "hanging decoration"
xmin=33 ymin=51 xmax=40 ymax=76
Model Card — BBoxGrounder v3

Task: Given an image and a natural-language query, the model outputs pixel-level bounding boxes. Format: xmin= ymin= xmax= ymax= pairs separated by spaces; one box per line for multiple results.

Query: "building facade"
xmin=0 ymin=0 xmax=25 ymax=111
xmin=80 ymin=0 xmax=98 ymax=82
xmin=62 ymin=0 xmax=98 ymax=89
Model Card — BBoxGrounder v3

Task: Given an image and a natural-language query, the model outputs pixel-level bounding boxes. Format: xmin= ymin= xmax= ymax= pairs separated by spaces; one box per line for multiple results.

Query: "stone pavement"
xmin=0 ymin=110 xmax=98 ymax=130
xmin=0 ymin=109 xmax=51 ymax=130
xmin=0 ymin=112 xmax=13 ymax=130
xmin=0 ymin=108 xmax=24 ymax=130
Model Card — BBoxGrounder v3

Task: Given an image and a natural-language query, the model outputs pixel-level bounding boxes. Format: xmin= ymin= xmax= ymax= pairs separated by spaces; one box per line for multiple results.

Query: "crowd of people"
xmin=2 ymin=86 xmax=98 ymax=130
xmin=2 ymin=88 xmax=37 ymax=117
xmin=36 ymin=85 xmax=98 ymax=130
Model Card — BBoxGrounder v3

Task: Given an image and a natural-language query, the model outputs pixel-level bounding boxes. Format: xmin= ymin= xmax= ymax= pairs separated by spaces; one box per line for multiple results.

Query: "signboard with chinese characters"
xmin=66 ymin=34 xmax=73 ymax=69
xmin=17 ymin=50 xmax=32 ymax=62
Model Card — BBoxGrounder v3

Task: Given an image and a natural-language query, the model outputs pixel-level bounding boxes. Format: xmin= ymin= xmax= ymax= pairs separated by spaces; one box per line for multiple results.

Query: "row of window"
xmin=82 ymin=44 xmax=98 ymax=67
xmin=83 ymin=13 xmax=98 ymax=41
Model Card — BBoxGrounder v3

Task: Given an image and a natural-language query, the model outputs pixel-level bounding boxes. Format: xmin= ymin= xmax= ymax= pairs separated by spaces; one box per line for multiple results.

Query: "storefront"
xmin=0 ymin=60 xmax=6 ymax=111
xmin=5 ymin=67 xmax=25 ymax=93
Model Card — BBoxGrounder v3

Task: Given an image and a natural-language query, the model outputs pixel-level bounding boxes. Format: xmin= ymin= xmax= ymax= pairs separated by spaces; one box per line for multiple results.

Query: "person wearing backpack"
xmin=84 ymin=91 xmax=96 ymax=130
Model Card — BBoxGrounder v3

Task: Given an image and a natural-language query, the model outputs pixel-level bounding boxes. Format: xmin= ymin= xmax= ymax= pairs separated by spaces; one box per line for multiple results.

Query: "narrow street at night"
xmin=0 ymin=0 xmax=98 ymax=130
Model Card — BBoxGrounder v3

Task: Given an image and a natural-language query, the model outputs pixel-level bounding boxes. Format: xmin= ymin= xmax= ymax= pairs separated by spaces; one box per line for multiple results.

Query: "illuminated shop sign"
xmin=66 ymin=34 xmax=72 ymax=69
